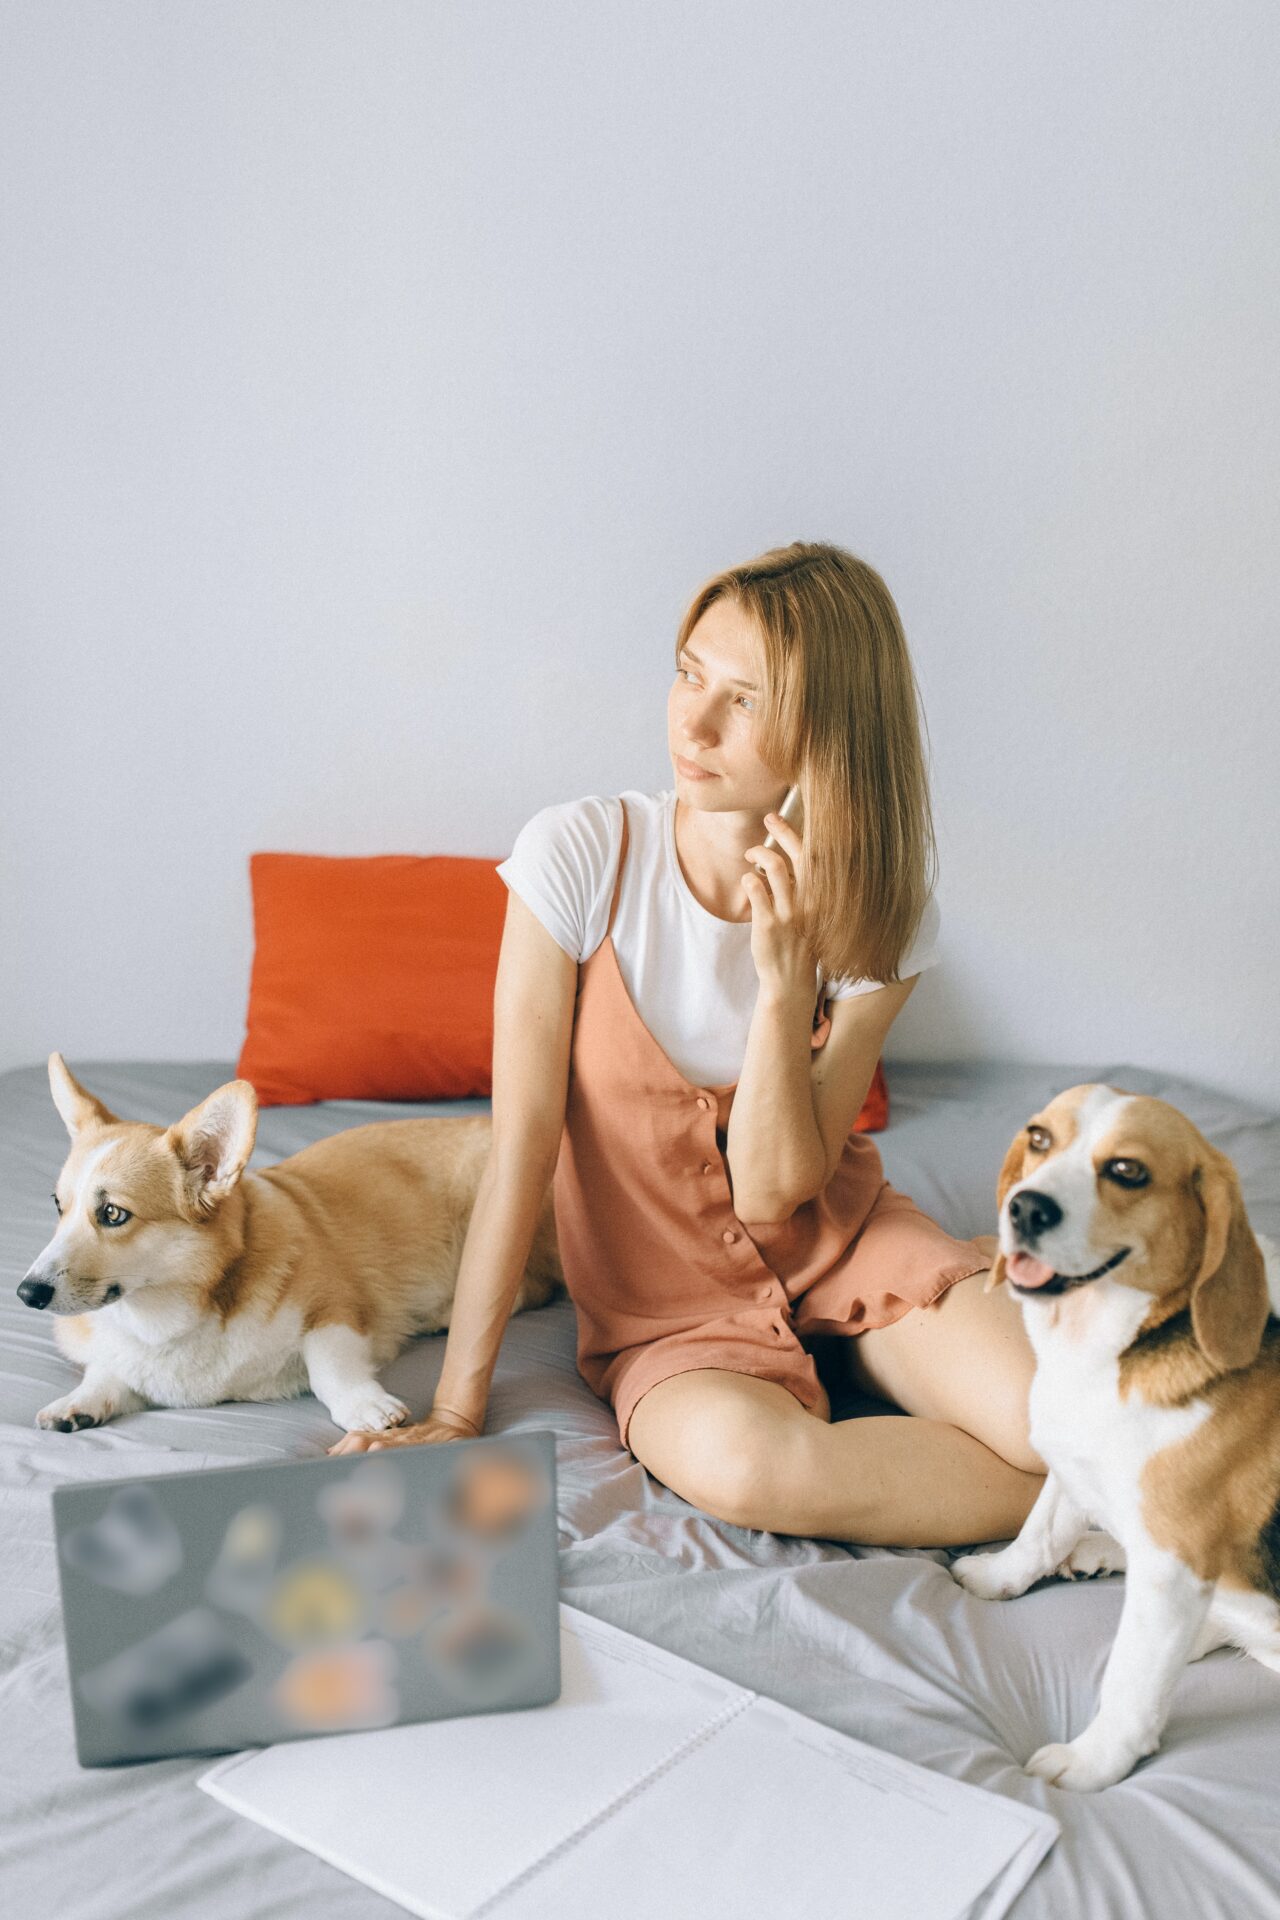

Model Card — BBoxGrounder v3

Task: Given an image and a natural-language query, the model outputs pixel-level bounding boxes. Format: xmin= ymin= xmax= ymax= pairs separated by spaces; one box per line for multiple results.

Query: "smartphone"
xmin=754 ymin=784 xmax=804 ymax=875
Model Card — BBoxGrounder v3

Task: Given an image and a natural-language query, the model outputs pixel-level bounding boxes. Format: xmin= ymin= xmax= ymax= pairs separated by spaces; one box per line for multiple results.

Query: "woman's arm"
xmin=724 ymin=807 xmax=917 ymax=1223
xmin=332 ymin=892 xmax=577 ymax=1451
xmin=430 ymin=1137 xmax=560 ymax=1430
xmin=436 ymin=891 xmax=578 ymax=1425
xmin=727 ymin=976 xmax=827 ymax=1222
xmin=728 ymin=975 xmax=916 ymax=1223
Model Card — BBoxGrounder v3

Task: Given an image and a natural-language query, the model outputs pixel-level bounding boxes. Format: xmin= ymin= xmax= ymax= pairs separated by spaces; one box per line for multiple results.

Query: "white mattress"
xmin=2 ymin=1056 xmax=1278 ymax=1918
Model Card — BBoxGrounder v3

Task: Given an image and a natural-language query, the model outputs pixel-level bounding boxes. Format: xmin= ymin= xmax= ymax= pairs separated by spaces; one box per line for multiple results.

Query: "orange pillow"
xmin=236 ymin=849 xmax=891 ymax=1127
xmin=855 ymin=1057 xmax=889 ymax=1133
xmin=237 ymin=853 xmax=507 ymax=1106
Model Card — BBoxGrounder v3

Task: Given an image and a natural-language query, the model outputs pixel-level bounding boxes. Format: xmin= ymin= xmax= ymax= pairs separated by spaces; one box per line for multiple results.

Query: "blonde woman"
xmin=332 ymin=542 xmax=1046 ymax=1549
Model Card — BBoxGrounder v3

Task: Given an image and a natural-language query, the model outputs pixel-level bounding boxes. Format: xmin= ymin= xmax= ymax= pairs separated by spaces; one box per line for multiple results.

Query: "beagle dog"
xmin=951 ymin=1083 xmax=1280 ymax=1792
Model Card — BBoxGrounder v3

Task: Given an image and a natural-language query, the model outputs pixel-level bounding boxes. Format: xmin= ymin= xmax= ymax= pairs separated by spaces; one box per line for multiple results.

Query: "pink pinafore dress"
xmin=551 ymin=799 xmax=990 ymax=1451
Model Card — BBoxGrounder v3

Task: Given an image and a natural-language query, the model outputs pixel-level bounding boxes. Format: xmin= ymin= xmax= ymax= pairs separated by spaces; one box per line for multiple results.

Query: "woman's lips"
xmin=675 ymin=756 xmax=717 ymax=780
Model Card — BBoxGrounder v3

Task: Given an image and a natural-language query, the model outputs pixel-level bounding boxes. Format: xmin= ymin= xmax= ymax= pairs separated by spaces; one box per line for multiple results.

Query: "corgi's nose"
xmin=1007 ymin=1189 xmax=1063 ymax=1242
xmin=17 ymin=1276 xmax=54 ymax=1309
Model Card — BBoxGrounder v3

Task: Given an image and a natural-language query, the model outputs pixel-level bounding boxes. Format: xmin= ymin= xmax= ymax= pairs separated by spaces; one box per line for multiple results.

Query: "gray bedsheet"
xmin=2 ymin=1057 xmax=1278 ymax=1918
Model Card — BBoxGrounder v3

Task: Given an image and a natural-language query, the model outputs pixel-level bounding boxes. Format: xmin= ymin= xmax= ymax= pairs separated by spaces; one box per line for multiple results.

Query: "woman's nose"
xmin=683 ymin=699 xmax=718 ymax=743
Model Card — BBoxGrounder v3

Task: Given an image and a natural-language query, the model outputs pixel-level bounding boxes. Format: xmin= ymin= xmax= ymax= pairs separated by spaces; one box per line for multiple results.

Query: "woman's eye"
xmin=1105 ymin=1160 xmax=1149 ymax=1188
xmin=99 ymin=1203 xmax=132 ymax=1228
xmin=52 ymin=1192 xmax=62 ymax=1215
xmin=676 ymin=666 xmax=753 ymax=710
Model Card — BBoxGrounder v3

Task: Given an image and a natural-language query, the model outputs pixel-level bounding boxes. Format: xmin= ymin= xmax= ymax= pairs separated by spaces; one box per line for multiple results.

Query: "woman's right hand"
xmin=326 ymin=1407 xmax=482 ymax=1456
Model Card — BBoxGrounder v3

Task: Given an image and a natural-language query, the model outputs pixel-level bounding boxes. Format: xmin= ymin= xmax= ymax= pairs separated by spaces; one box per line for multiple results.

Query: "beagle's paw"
xmin=950 ymin=1546 xmax=1039 ymax=1601
xmin=1024 ymin=1732 xmax=1143 ymax=1793
xmin=1053 ymin=1530 xmax=1127 ymax=1580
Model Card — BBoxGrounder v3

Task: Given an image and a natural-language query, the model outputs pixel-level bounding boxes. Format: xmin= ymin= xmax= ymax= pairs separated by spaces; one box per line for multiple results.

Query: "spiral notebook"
xmin=199 ymin=1602 xmax=1057 ymax=1920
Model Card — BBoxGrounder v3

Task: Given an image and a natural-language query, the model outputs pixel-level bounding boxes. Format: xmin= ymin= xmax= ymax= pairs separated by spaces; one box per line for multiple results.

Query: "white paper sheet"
xmin=487 ymin=1691 xmax=1054 ymax=1920
xmin=199 ymin=1603 xmax=1057 ymax=1920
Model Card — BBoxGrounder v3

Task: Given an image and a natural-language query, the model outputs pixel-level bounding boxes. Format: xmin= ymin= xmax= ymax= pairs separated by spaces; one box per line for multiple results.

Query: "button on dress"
xmin=551 ymin=799 xmax=991 ymax=1453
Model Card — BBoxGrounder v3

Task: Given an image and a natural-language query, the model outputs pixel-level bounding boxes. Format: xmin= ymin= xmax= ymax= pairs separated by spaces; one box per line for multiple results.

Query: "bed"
xmin=2 ymin=1055 xmax=1278 ymax=1917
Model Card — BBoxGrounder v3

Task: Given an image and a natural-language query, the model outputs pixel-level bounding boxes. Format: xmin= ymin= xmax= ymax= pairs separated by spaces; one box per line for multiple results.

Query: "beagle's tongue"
xmin=1006 ymin=1251 xmax=1056 ymax=1289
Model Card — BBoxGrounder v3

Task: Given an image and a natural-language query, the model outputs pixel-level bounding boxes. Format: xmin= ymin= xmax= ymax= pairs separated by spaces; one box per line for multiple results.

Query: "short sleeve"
xmin=824 ymin=891 xmax=942 ymax=1000
xmin=494 ymin=795 xmax=620 ymax=962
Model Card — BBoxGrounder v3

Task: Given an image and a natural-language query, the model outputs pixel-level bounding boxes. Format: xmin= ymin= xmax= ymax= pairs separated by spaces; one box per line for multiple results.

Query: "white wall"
xmin=4 ymin=1 xmax=1278 ymax=1109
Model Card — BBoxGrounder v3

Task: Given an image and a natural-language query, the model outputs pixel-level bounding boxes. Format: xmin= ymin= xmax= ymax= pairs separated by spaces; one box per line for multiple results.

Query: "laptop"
xmin=51 ymin=1428 xmax=560 ymax=1768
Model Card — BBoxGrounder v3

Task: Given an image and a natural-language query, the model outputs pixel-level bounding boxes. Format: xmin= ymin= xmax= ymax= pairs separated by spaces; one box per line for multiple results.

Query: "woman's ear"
xmin=808 ymin=995 xmax=831 ymax=1051
xmin=984 ymin=1131 xmax=1029 ymax=1293
xmin=1188 ymin=1147 xmax=1269 ymax=1371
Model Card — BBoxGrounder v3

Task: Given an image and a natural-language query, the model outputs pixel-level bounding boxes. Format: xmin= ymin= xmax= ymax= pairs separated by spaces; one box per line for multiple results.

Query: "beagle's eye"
xmin=1026 ymin=1126 xmax=1052 ymax=1152
xmin=98 ymin=1202 xmax=132 ymax=1228
xmin=1104 ymin=1159 xmax=1149 ymax=1188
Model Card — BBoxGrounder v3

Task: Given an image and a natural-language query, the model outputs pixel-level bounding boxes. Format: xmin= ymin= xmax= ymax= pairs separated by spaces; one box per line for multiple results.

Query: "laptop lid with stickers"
xmin=52 ymin=1429 xmax=559 ymax=1767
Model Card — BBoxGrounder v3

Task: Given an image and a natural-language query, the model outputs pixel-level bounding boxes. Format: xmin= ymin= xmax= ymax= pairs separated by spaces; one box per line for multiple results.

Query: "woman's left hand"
xmin=741 ymin=812 xmax=824 ymax=1023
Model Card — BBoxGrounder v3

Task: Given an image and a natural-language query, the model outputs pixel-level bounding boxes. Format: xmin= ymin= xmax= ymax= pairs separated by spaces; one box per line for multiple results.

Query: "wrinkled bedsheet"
xmin=2 ymin=1057 xmax=1278 ymax=1918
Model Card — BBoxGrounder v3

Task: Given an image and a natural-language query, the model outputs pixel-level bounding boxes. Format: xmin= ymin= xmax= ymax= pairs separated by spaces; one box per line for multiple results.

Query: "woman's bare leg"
xmin=626 ymin=1365 xmax=1045 ymax=1550
xmin=840 ymin=1263 xmax=1045 ymax=1475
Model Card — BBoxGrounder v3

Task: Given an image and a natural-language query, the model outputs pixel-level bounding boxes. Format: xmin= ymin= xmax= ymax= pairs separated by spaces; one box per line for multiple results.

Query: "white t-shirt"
xmin=495 ymin=788 xmax=941 ymax=1089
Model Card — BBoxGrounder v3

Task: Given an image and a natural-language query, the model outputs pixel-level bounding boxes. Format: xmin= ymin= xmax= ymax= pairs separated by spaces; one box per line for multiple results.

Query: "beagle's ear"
xmin=985 ymin=1131 xmax=1030 ymax=1293
xmin=48 ymin=1053 xmax=120 ymax=1137
xmin=1189 ymin=1148 xmax=1269 ymax=1372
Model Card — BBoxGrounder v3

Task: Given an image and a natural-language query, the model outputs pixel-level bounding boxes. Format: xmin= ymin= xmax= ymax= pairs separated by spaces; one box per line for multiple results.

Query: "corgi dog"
xmin=17 ymin=1054 xmax=563 ymax=1437
xmin=951 ymin=1083 xmax=1280 ymax=1791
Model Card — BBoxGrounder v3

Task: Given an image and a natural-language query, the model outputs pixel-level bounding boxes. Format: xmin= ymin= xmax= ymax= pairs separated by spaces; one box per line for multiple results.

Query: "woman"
xmin=332 ymin=542 xmax=1046 ymax=1548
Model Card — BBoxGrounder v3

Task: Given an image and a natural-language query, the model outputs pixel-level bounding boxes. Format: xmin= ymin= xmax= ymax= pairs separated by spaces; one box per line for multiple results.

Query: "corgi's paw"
xmin=36 ymin=1389 xmax=115 ymax=1431
xmin=329 ymin=1386 xmax=411 ymax=1435
xmin=950 ymin=1546 xmax=1037 ymax=1601
xmin=1024 ymin=1729 xmax=1141 ymax=1793
xmin=1054 ymin=1530 xmax=1127 ymax=1580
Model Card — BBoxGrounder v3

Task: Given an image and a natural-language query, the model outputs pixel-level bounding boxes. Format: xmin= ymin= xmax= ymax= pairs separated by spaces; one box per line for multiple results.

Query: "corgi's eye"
xmin=1104 ymin=1159 xmax=1149 ymax=1188
xmin=51 ymin=1191 xmax=62 ymax=1216
xmin=1026 ymin=1126 xmax=1052 ymax=1152
xmin=98 ymin=1202 xmax=132 ymax=1228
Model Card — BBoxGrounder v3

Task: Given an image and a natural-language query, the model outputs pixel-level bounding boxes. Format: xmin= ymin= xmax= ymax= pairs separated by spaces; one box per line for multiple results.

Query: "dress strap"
xmin=605 ymin=798 xmax=629 ymax=937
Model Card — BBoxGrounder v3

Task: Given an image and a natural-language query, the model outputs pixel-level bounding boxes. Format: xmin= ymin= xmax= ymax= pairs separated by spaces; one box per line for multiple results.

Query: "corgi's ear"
xmin=164 ymin=1081 xmax=259 ymax=1219
xmin=985 ymin=1130 xmax=1030 ymax=1292
xmin=1188 ymin=1147 xmax=1268 ymax=1372
xmin=48 ymin=1053 xmax=120 ymax=1137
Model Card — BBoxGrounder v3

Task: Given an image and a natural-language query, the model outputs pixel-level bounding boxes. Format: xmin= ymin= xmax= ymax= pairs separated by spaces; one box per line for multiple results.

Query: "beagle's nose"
xmin=1008 ymin=1189 xmax=1063 ymax=1242
xmin=17 ymin=1276 xmax=54 ymax=1309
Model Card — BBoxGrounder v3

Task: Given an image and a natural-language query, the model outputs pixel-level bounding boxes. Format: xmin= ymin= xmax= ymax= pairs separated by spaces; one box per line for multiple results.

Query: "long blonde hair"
xmin=675 ymin=540 xmax=938 ymax=987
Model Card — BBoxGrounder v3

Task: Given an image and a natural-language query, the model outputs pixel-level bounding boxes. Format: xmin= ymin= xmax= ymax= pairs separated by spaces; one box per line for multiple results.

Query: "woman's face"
xmin=667 ymin=597 xmax=788 ymax=815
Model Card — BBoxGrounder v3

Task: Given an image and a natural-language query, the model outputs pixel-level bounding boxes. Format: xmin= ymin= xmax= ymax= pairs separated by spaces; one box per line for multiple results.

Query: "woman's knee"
xmin=943 ymin=1350 xmax=1045 ymax=1474
xmin=627 ymin=1371 xmax=815 ymax=1527
xmin=974 ymin=1406 xmax=1047 ymax=1477
xmin=853 ymin=1271 xmax=1047 ymax=1475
